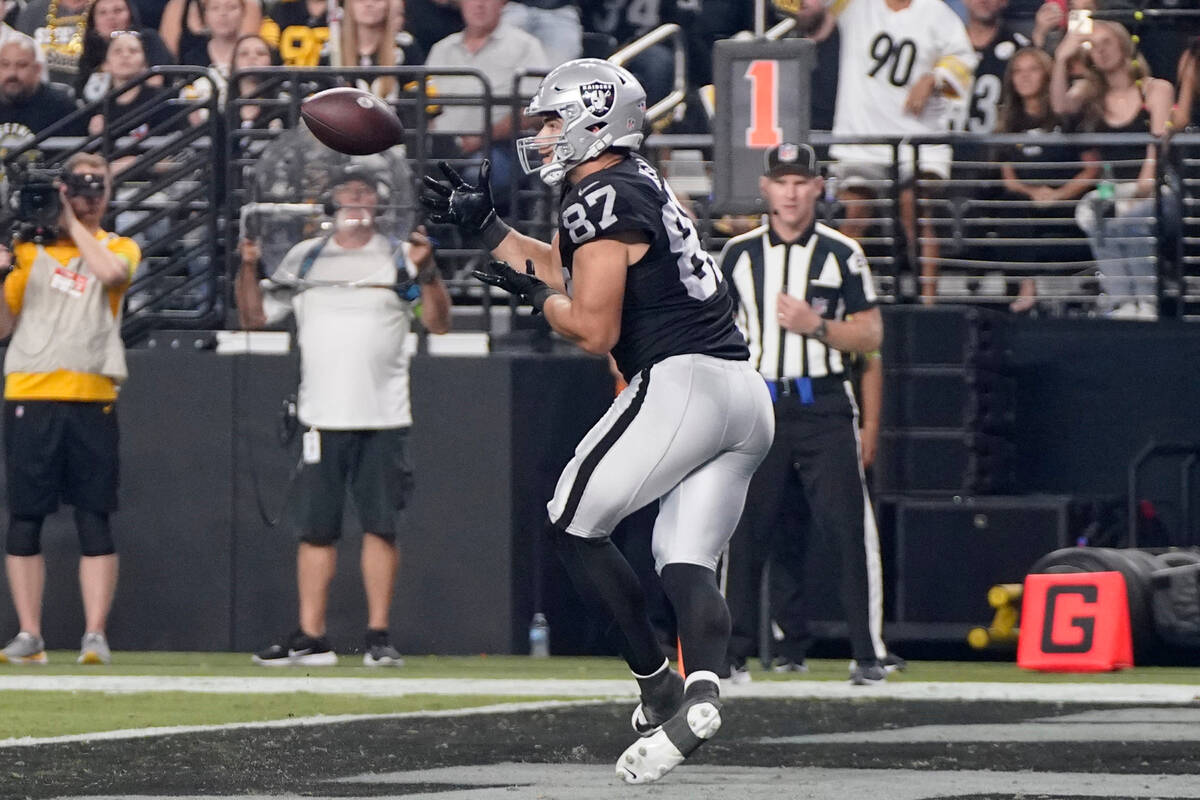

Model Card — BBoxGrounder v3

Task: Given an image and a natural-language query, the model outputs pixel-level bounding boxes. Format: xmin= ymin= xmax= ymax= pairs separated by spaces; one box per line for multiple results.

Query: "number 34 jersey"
xmin=828 ymin=0 xmax=976 ymax=160
xmin=557 ymin=154 xmax=749 ymax=381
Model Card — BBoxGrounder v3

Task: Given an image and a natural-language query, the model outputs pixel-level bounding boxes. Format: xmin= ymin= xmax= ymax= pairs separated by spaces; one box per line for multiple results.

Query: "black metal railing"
xmin=2 ymin=65 xmax=222 ymax=343
xmin=11 ymin=63 xmax=1200 ymax=340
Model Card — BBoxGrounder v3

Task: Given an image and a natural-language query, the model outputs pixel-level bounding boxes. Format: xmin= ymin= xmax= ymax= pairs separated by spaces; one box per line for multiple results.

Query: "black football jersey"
xmin=965 ymin=26 xmax=1030 ymax=134
xmin=557 ymin=154 xmax=749 ymax=380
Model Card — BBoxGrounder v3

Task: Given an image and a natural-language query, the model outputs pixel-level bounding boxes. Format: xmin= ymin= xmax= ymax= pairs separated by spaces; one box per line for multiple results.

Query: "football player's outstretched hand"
xmin=420 ymin=159 xmax=511 ymax=249
xmin=473 ymin=259 xmax=556 ymax=312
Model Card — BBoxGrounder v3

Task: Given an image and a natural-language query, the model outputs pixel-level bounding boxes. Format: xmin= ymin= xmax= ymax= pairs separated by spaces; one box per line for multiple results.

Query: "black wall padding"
xmin=0 ymin=349 xmax=613 ymax=654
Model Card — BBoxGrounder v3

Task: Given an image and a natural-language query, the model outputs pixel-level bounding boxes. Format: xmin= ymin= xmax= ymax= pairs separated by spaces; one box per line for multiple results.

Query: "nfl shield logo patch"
xmin=580 ymin=81 xmax=616 ymax=117
xmin=811 ymin=297 xmax=829 ymax=315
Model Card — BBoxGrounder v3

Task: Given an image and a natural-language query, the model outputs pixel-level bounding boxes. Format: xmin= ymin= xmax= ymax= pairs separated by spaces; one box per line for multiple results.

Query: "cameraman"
xmin=0 ymin=152 xmax=139 ymax=666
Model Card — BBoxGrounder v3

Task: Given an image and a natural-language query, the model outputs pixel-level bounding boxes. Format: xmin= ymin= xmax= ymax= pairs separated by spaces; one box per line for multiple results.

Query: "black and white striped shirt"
xmin=718 ymin=221 xmax=876 ymax=380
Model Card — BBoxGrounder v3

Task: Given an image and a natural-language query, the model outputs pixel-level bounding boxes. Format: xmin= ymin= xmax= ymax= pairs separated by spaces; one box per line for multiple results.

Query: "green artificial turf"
xmin=0 ymin=652 xmax=1197 ymax=683
xmin=0 ymin=691 xmax=551 ymax=740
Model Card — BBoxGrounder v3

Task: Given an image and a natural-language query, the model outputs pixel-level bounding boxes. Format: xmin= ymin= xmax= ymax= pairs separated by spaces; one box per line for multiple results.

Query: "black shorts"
xmin=4 ymin=400 xmax=120 ymax=516
xmin=292 ymin=427 xmax=414 ymax=543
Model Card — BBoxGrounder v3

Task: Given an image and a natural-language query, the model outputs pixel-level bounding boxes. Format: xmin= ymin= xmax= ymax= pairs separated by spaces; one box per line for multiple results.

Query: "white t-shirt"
xmin=271 ymin=233 xmax=418 ymax=430
xmin=828 ymin=0 xmax=977 ymax=177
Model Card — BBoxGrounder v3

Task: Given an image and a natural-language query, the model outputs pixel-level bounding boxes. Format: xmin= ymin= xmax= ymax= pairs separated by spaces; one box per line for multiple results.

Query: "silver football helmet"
xmin=517 ymin=58 xmax=647 ymax=187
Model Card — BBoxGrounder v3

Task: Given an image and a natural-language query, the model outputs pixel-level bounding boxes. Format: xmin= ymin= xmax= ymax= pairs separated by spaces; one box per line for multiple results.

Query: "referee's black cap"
xmin=764 ymin=142 xmax=820 ymax=178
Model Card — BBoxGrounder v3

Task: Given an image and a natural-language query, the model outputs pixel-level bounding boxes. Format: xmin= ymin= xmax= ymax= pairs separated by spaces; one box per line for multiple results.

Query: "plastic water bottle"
xmin=1097 ymin=162 xmax=1116 ymax=204
xmin=529 ymin=612 xmax=550 ymax=658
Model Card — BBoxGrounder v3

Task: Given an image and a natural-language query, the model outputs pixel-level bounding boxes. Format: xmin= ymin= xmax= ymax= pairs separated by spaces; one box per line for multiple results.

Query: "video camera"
xmin=4 ymin=163 xmax=107 ymax=244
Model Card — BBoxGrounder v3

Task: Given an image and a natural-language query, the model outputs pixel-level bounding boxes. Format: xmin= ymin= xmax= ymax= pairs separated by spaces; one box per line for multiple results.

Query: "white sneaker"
xmin=1109 ymin=302 xmax=1140 ymax=319
xmin=0 ymin=631 xmax=47 ymax=664
xmin=77 ymin=632 xmax=111 ymax=665
xmin=617 ymin=693 xmax=722 ymax=784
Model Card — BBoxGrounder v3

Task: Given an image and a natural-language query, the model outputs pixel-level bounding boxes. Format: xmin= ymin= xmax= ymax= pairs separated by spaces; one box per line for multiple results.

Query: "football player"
xmin=422 ymin=58 xmax=775 ymax=785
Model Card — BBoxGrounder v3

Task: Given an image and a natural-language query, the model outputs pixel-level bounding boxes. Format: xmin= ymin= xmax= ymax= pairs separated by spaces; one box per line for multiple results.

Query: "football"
xmin=300 ymin=87 xmax=406 ymax=156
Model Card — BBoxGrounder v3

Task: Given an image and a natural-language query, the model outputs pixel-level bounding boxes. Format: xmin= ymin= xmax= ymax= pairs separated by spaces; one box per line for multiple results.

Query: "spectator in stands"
xmin=956 ymin=0 xmax=1029 ymax=163
xmin=794 ymin=0 xmax=839 ymax=138
xmin=77 ymin=0 xmax=174 ymax=103
xmin=228 ymin=32 xmax=284 ymax=130
xmin=260 ymin=0 xmax=329 ymax=66
xmin=0 ymin=151 xmax=140 ymax=667
xmin=16 ymin=0 xmax=91 ymax=83
xmin=823 ymin=0 xmax=978 ymax=304
xmin=237 ymin=162 xmax=451 ymax=668
xmin=580 ymin=0 xmax=673 ymax=107
xmin=0 ymin=33 xmax=85 ymax=148
xmin=943 ymin=0 xmax=1030 ymax=303
xmin=85 ymin=31 xmax=180 ymax=138
xmin=159 ymin=0 xmax=262 ymax=60
xmin=1052 ymin=19 xmax=1173 ymax=318
xmin=129 ymin=0 xmax=169 ymax=30
xmin=389 ymin=0 xmax=424 ymax=65
xmin=334 ymin=0 xmax=420 ymax=100
xmin=1172 ymin=36 xmax=1199 ymax=133
xmin=1031 ymin=0 xmax=1079 ymax=56
xmin=404 ymin=0 xmax=462 ymax=57
xmin=177 ymin=0 xmax=248 ymax=78
xmin=996 ymin=46 xmax=1098 ymax=312
xmin=425 ymin=0 xmax=549 ymax=212
xmin=500 ymin=0 xmax=580 ymax=69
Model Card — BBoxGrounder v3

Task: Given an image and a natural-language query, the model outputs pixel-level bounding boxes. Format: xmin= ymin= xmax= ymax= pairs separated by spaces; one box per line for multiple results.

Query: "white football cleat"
xmin=616 ymin=697 xmax=722 ymax=784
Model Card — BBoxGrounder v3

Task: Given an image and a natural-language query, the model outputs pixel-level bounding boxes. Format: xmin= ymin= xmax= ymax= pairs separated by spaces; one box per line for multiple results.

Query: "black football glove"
xmin=419 ymin=159 xmax=511 ymax=250
xmin=472 ymin=259 xmax=558 ymax=313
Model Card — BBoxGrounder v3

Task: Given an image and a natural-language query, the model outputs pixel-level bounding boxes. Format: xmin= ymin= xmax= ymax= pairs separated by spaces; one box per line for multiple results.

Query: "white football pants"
xmin=548 ymin=353 xmax=775 ymax=572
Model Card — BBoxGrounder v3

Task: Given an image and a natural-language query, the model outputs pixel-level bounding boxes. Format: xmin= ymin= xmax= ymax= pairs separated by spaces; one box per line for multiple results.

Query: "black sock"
xmin=633 ymin=659 xmax=677 ymax=699
xmin=551 ymin=526 xmax=664 ymax=676
xmin=660 ymin=563 xmax=731 ymax=679
xmin=365 ymin=628 xmax=389 ymax=647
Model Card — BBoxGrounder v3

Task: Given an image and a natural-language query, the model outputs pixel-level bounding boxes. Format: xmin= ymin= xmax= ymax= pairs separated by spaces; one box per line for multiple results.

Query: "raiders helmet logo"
xmin=580 ymin=81 xmax=616 ymax=118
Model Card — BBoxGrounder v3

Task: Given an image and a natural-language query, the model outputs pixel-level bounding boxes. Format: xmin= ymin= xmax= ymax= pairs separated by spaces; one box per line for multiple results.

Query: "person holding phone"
xmin=1032 ymin=0 xmax=1095 ymax=56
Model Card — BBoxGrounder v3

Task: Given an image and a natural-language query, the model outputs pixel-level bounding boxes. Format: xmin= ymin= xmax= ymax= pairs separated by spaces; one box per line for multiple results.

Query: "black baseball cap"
xmin=763 ymin=142 xmax=820 ymax=178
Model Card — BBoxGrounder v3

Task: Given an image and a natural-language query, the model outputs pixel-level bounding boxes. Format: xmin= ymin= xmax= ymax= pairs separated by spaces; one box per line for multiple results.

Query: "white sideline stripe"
xmin=0 ymin=698 xmax=607 ymax=749
xmin=2 ymin=676 xmax=1198 ymax=705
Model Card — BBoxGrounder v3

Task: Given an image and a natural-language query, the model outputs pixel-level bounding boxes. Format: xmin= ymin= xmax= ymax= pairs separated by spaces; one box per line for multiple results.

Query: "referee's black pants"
xmin=726 ymin=382 xmax=884 ymax=665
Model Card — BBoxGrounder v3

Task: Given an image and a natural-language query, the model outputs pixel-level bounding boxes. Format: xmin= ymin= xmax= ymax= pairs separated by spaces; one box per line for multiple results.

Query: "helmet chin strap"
xmin=539 ymin=162 xmax=566 ymax=186
xmin=538 ymin=134 xmax=615 ymax=186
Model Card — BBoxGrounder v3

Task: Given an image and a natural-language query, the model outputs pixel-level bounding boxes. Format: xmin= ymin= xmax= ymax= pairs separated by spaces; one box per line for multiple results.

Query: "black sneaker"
xmin=882 ymin=651 xmax=907 ymax=673
xmin=253 ymin=630 xmax=338 ymax=667
xmin=849 ymin=660 xmax=887 ymax=686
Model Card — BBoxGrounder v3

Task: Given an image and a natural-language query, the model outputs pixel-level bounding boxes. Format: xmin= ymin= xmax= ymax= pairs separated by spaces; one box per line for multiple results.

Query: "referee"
xmin=719 ymin=143 xmax=890 ymax=685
